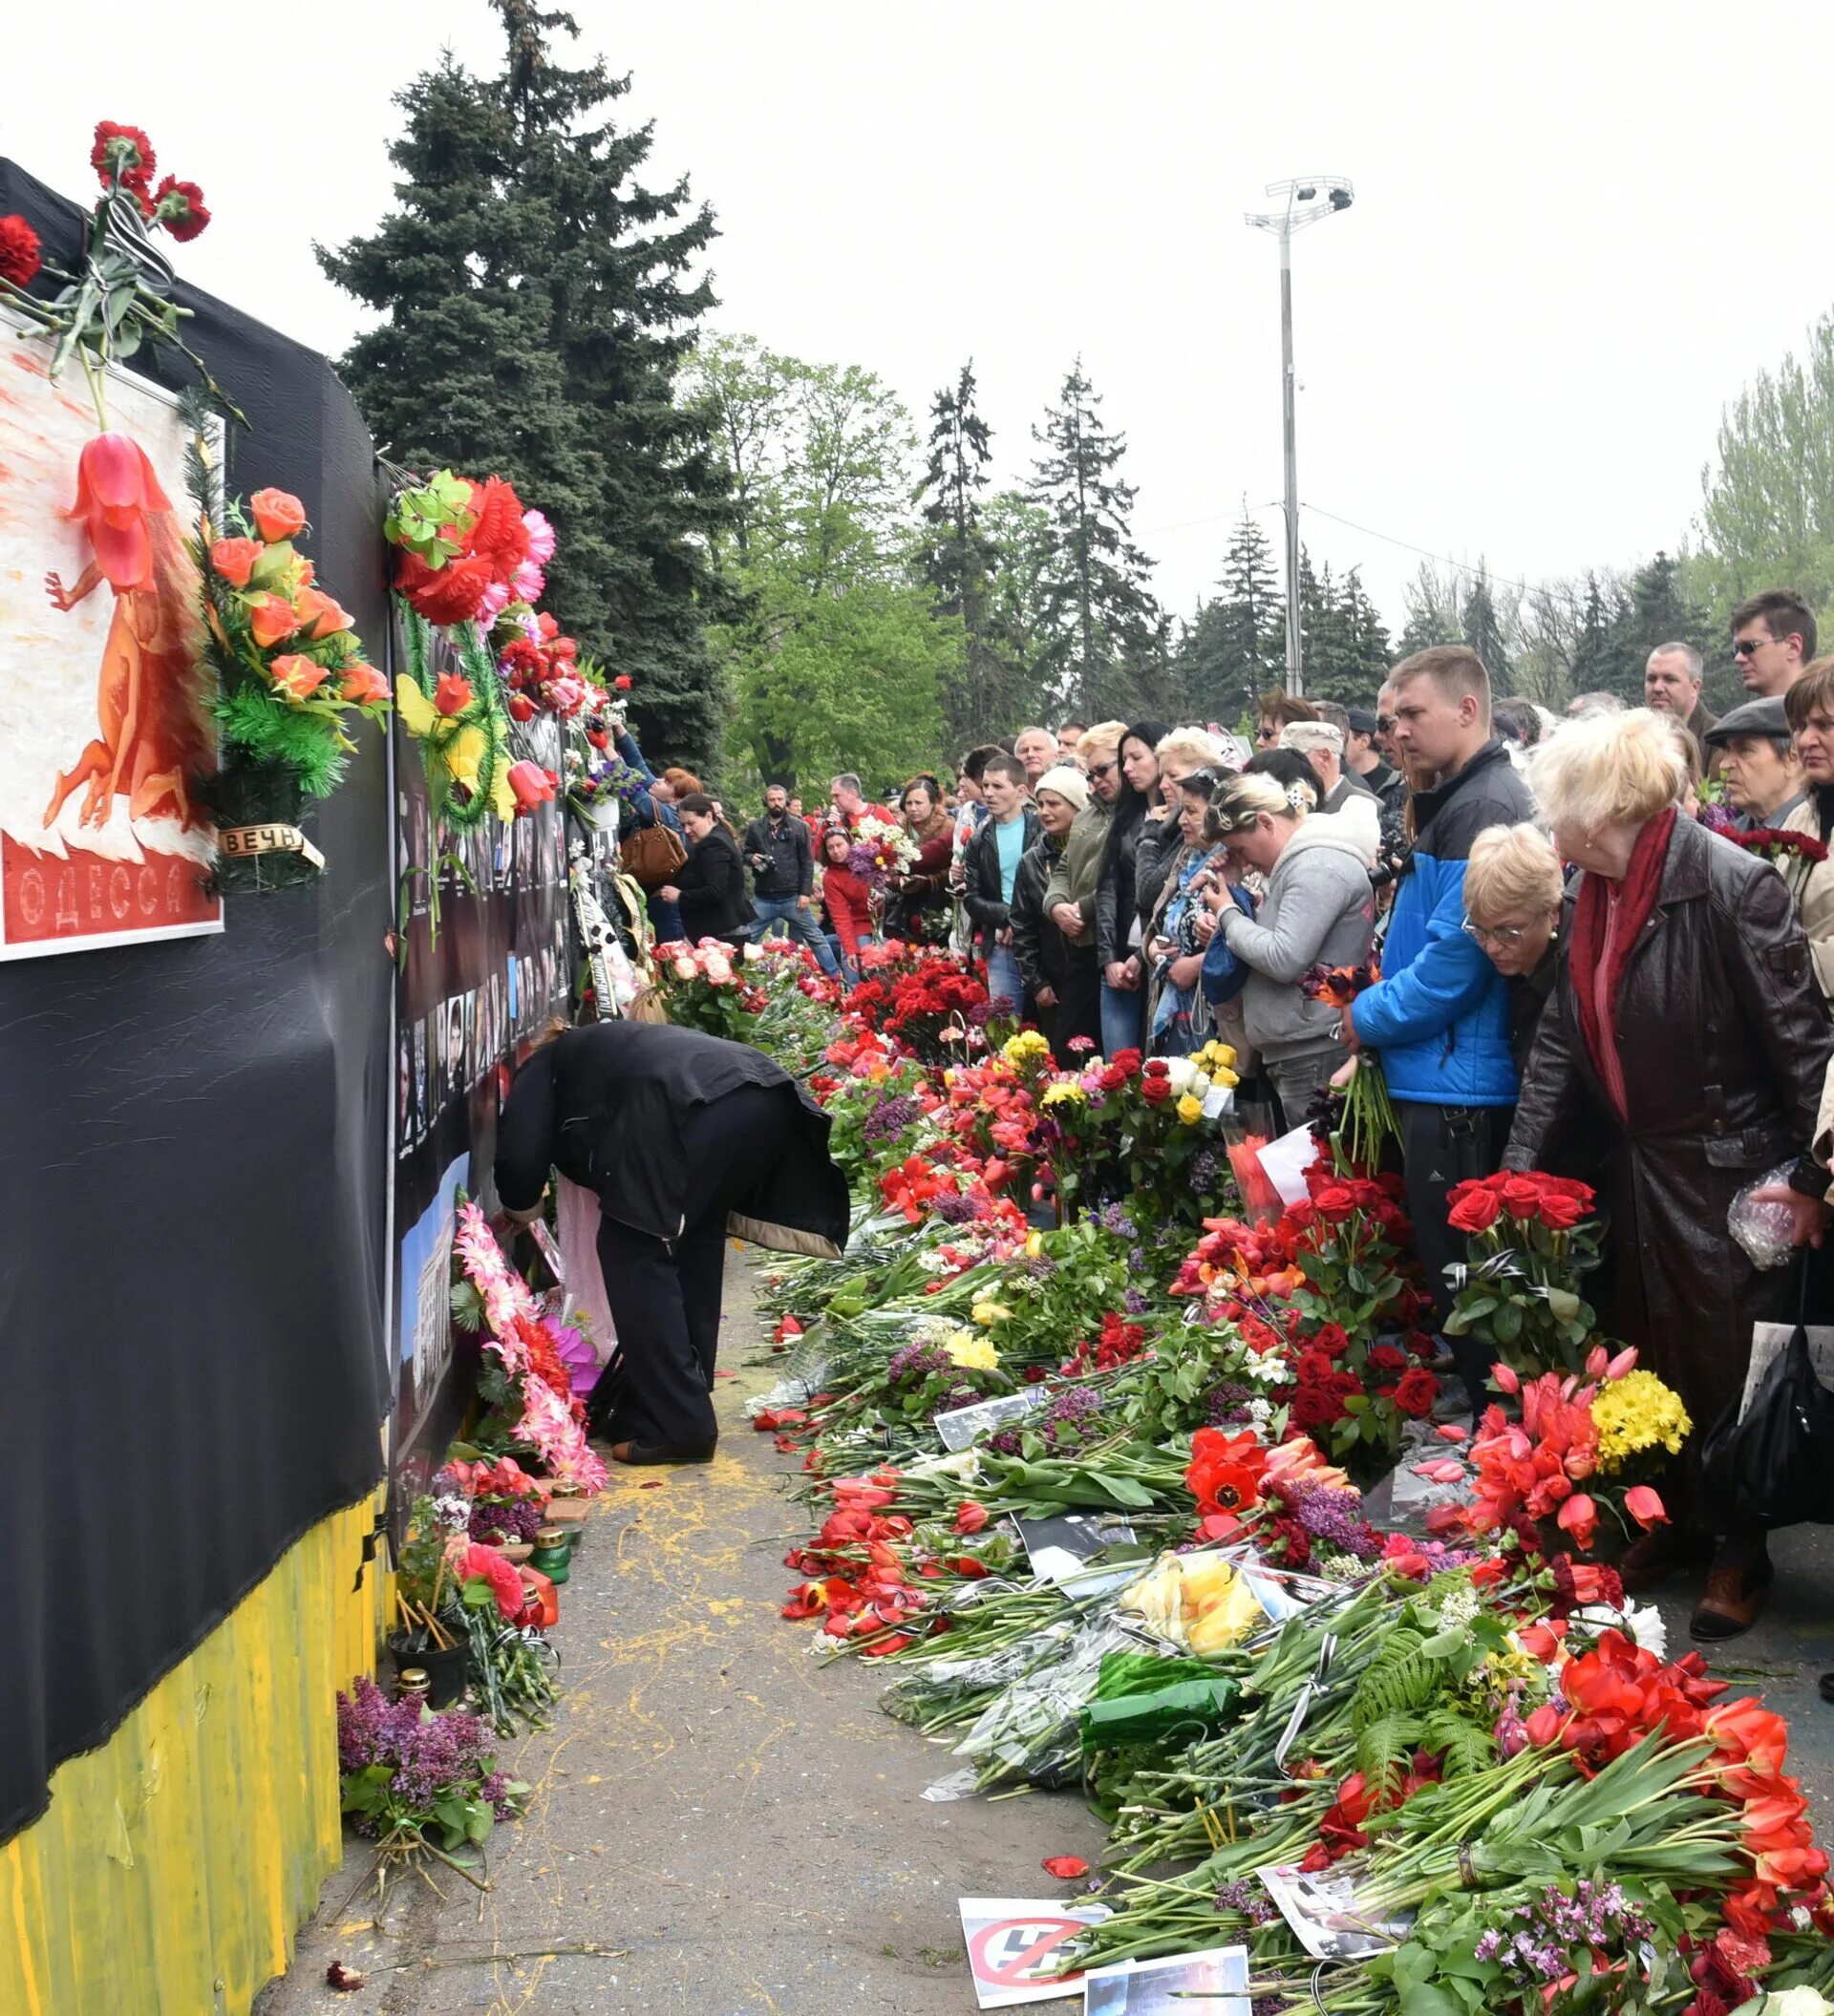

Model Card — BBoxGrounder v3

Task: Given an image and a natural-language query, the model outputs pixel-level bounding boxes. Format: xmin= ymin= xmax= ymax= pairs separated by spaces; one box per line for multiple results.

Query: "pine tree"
xmin=1461 ymin=563 xmax=1513 ymax=692
xmin=1193 ymin=510 xmax=1283 ymax=722
xmin=1339 ymin=567 xmax=1393 ymax=700
xmin=319 ymin=2 xmax=732 ymax=767
xmin=1028 ymin=359 xmax=1162 ymax=719
xmin=918 ymin=361 xmax=1013 ymax=747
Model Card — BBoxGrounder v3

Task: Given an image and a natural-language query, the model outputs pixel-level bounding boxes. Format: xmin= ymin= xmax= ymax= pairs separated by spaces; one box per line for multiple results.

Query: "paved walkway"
xmin=260 ymin=1253 xmax=1103 ymax=2016
xmin=261 ymin=1252 xmax=1834 ymax=2013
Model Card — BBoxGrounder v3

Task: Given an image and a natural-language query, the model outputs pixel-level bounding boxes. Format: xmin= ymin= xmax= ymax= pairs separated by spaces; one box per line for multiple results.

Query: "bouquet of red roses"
xmin=1441 ymin=1169 xmax=1603 ymax=1377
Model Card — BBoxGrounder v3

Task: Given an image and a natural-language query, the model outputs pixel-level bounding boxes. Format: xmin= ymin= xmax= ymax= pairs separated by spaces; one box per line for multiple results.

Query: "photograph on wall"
xmin=0 ymin=309 xmax=224 ymax=959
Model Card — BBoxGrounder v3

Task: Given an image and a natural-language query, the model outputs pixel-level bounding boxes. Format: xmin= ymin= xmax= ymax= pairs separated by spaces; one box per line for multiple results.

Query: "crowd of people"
xmin=608 ymin=584 xmax=1834 ymax=1650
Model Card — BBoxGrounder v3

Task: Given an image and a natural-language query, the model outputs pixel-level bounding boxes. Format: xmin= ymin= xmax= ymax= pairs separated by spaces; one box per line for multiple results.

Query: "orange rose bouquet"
xmin=187 ymin=426 xmax=391 ymax=884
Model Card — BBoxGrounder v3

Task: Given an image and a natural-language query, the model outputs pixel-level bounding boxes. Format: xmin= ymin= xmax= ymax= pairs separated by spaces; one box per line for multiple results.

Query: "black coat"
xmin=963 ymin=808 xmax=1042 ymax=938
xmin=674 ymin=827 xmax=757 ymax=943
xmin=495 ymin=1021 xmax=849 ymax=1254
xmin=1095 ymin=810 xmax=1149 ymax=966
xmin=1011 ymin=835 xmax=1100 ymax=1062
xmin=1133 ymin=814 xmax=1183 ymax=937
xmin=1505 ymin=814 xmax=1833 ymax=1477
xmin=740 ymin=812 xmax=813 ymax=900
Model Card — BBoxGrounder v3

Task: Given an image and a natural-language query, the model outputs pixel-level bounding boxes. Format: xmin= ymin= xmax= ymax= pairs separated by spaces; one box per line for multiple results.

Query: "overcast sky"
xmin=11 ymin=2 xmax=1830 ymax=633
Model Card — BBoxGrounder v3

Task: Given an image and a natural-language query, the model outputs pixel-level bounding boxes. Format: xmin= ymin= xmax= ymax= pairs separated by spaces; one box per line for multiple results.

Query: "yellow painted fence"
xmin=0 ymin=1494 xmax=384 ymax=2016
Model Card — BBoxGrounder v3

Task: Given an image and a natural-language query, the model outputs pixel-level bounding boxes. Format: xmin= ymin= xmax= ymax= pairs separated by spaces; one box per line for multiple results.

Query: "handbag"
xmin=619 ymin=817 xmax=687 ymax=890
xmin=1698 ymin=1259 xmax=1834 ymax=1528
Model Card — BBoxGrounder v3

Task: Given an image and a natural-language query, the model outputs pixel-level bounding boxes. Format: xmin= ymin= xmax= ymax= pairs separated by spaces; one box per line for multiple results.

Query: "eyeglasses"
xmin=1086 ymin=759 xmax=1117 ymax=778
xmin=1733 ymin=637 xmax=1771 ymax=658
xmin=1376 ymin=715 xmax=1396 ymax=732
xmin=1461 ymin=918 xmax=1530 ymax=945
xmin=1255 ymin=727 xmax=1279 ymax=744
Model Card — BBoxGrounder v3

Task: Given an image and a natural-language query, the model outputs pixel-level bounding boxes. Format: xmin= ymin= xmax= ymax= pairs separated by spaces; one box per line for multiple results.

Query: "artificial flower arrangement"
xmin=450 ymin=1202 xmax=607 ymax=1493
xmin=0 ymin=122 xmax=234 ymax=419
xmin=184 ymin=437 xmax=392 ymax=884
xmin=387 ymin=469 xmax=559 ymax=830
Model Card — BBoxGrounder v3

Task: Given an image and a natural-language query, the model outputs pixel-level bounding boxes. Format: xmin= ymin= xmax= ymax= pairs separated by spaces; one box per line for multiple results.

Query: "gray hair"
xmin=1648 ymin=641 xmax=1704 ymax=684
xmin=1565 ymin=691 xmax=1625 ymax=720
xmin=1014 ymin=725 xmax=1056 ymax=747
xmin=830 ymin=773 xmax=863 ymax=796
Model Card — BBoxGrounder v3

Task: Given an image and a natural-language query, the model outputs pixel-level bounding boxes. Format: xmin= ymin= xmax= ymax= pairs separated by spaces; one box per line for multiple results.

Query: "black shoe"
xmin=610 ymin=1438 xmax=717 ymax=1466
xmin=1820 ymin=1671 xmax=1834 ymax=1705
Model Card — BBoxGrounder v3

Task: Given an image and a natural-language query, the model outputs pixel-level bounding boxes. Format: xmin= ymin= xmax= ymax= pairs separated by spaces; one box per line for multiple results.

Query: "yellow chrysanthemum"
xmin=1176 ymin=1093 xmax=1205 ymax=1125
xmin=1041 ymin=1080 xmax=1087 ymax=1107
xmin=970 ymin=1300 xmax=1012 ymax=1326
xmin=1001 ymin=1030 xmax=1052 ymax=1067
xmin=1591 ymin=1369 xmax=1693 ymax=1474
xmin=943 ymin=1330 xmax=1001 ymax=1371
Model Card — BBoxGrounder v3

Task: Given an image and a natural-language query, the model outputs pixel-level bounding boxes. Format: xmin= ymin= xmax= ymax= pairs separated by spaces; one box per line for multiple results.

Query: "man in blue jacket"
xmin=1345 ymin=646 xmax=1534 ymax=1407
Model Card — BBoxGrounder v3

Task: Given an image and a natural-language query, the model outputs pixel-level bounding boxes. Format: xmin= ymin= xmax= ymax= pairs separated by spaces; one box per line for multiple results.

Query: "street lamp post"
xmin=1246 ymin=177 xmax=1354 ymax=699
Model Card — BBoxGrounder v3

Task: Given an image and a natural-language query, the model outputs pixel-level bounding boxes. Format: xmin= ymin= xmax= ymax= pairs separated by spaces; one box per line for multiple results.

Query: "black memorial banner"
xmin=0 ymin=160 xmax=392 ymax=1844
xmin=389 ymin=629 xmax=570 ymax=1487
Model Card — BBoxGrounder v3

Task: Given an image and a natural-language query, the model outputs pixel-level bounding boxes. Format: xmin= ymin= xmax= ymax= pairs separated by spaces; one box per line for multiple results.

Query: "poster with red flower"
xmin=0 ymin=309 xmax=223 ymax=958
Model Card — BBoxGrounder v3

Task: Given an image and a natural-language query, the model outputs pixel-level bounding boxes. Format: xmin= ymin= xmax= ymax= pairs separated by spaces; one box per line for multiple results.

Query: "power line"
xmin=1298 ymin=502 xmax=1582 ymax=605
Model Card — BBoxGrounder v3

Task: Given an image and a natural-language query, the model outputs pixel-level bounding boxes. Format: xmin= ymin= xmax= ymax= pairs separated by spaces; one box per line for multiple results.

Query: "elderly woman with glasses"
xmin=1503 ymin=709 xmax=1834 ymax=1642
xmin=1461 ymin=822 xmax=1565 ymax=1073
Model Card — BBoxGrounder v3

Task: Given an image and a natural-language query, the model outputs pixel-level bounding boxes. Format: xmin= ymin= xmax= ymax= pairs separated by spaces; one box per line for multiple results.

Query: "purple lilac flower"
xmin=885 ymin=1342 xmax=954 ymax=1388
xmin=1127 ymin=1246 xmax=1148 ymax=1275
xmin=863 ymin=1093 xmax=920 ymax=1145
xmin=335 ymin=1677 xmax=504 ymax=1836
xmin=1189 ymin=1149 xmax=1220 ymax=1194
xmin=968 ymin=1000 xmax=996 ymax=1027
xmin=1280 ymin=1481 xmax=1382 ymax=1560
xmin=933 ymin=1192 xmax=979 ymax=1224
xmin=1123 ymin=1287 xmax=1149 ymax=1315
xmin=1205 ymin=1379 xmax=1256 ymax=1428
xmin=1214 ymin=1879 xmax=1275 ymax=1923
xmin=470 ymin=1496 xmax=543 ymax=1546
xmin=1098 ymin=1201 xmax=1139 ymax=1241
xmin=1040 ymin=1385 xmax=1104 ymax=1451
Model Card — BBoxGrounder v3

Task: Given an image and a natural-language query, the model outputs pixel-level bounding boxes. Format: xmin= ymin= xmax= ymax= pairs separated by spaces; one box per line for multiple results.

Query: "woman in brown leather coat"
xmin=1503 ymin=711 xmax=1833 ymax=1641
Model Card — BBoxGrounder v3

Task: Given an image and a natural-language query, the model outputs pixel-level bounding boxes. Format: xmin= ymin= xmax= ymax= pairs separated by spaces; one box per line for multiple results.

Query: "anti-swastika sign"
xmin=957 ymin=1897 xmax=1111 ymax=2009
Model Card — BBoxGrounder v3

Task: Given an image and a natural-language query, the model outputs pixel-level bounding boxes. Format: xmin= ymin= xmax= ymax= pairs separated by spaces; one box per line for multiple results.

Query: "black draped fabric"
xmin=0 ymin=161 xmax=392 ymax=1843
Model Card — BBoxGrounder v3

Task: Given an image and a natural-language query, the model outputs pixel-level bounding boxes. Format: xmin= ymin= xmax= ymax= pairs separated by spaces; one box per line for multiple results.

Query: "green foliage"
xmin=1178 ymin=509 xmax=1285 ymax=724
xmin=1697 ymin=307 xmax=1834 ymax=635
xmin=688 ymin=334 xmax=958 ymax=792
xmin=319 ymin=1 xmax=731 ymax=768
xmin=1028 ymin=359 xmax=1164 ymax=720
xmin=918 ymin=362 xmax=1031 ymax=748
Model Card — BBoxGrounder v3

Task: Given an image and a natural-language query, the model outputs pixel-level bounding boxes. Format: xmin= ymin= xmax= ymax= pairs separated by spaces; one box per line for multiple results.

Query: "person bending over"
xmin=496 ymin=1018 xmax=849 ymax=1464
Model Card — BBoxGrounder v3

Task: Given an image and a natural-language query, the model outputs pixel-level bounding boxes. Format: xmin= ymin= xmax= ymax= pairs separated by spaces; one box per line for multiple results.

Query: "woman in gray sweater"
xmin=1203 ymin=768 xmax=1377 ymax=1128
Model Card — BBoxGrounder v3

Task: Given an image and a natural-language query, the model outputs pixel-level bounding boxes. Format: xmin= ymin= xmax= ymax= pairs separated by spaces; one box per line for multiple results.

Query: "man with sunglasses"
xmin=1731 ymin=589 xmax=1817 ymax=699
xmin=1256 ymin=690 xmax=1320 ymax=749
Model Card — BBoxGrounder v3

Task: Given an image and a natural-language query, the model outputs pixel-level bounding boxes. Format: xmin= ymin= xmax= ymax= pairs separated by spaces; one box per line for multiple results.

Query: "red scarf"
xmin=1567 ymin=806 xmax=1674 ymax=1122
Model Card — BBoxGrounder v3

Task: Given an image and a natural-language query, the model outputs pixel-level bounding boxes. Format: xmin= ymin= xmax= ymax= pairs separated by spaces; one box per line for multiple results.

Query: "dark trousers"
xmin=1396 ymin=1097 xmax=1516 ymax=1416
xmin=588 ymin=1083 xmax=790 ymax=1448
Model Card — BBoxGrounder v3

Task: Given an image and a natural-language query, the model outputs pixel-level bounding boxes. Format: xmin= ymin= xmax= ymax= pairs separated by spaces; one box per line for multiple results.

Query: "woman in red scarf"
xmin=1504 ymin=710 xmax=1833 ymax=1641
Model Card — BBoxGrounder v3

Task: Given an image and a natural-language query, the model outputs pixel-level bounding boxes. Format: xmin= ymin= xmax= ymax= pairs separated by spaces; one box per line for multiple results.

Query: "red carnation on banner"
xmin=91 ymin=121 xmax=156 ymax=192
xmin=0 ymin=214 xmax=42 ymax=287
xmin=152 ymin=175 xmax=210 ymax=242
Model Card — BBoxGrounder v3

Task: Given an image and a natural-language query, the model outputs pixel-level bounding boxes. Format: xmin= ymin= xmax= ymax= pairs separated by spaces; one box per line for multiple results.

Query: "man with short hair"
xmin=962 ymin=752 xmax=1039 ymax=1014
xmin=1645 ymin=641 xmax=1714 ymax=739
xmin=1013 ymin=726 xmax=1058 ymax=785
xmin=743 ymin=784 xmax=839 ymax=974
xmin=828 ymin=773 xmax=892 ymax=830
xmin=1278 ymin=716 xmax=1379 ymax=845
xmin=1056 ymin=721 xmax=1087 ymax=759
xmin=1731 ymin=590 xmax=1818 ymax=698
xmin=1347 ymin=702 xmax=1411 ymax=888
xmin=1347 ymin=646 xmax=1534 ymax=1412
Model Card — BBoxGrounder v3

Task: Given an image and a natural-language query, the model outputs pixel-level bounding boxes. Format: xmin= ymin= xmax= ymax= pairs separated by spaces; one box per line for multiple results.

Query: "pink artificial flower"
xmin=511 ymin=559 xmax=546 ymax=603
xmin=522 ymin=508 xmax=557 ymax=566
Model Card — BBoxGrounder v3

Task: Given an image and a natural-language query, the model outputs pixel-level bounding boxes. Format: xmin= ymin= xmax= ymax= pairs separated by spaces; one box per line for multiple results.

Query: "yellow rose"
xmin=1176 ymin=1093 xmax=1204 ymax=1125
xmin=1023 ymin=1231 xmax=1044 ymax=1260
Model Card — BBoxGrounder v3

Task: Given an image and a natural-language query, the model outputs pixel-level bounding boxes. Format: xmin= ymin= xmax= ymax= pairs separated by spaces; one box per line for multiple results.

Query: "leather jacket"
xmin=1505 ymin=813 xmax=1833 ymax=1441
